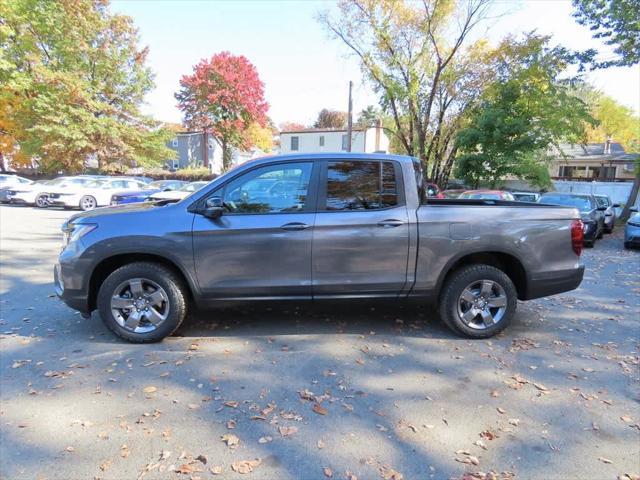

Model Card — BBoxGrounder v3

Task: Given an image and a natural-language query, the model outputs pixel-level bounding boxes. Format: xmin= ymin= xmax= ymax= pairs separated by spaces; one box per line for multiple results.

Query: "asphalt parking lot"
xmin=1 ymin=205 xmax=639 ymax=480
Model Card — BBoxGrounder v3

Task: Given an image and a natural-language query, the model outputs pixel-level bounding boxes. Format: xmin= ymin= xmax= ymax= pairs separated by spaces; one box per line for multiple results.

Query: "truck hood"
xmin=66 ymin=201 xmax=167 ymax=223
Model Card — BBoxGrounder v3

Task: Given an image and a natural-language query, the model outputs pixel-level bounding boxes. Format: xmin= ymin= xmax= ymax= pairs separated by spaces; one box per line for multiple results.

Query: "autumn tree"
xmin=175 ymin=52 xmax=269 ymax=171
xmin=279 ymin=122 xmax=307 ymax=132
xmin=0 ymin=0 xmax=175 ymax=172
xmin=321 ymin=0 xmax=493 ymax=184
xmin=572 ymin=0 xmax=640 ymax=68
xmin=313 ymin=109 xmax=348 ymax=129
xmin=355 ymin=105 xmax=381 ymax=128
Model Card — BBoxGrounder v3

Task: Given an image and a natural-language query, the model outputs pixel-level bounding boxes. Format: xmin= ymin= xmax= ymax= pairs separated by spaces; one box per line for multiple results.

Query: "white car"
xmin=147 ymin=181 xmax=208 ymax=202
xmin=47 ymin=178 xmax=148 ymax=211
xmin=7 ymin=176 xmax=94 ymax=207
xmin=0 ymin=175 xmax=33 ymax=203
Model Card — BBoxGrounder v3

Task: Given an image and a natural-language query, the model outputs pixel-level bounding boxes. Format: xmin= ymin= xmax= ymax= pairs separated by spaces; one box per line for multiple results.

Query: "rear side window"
xmin=325 ymin=160 xmax=398 ymax=211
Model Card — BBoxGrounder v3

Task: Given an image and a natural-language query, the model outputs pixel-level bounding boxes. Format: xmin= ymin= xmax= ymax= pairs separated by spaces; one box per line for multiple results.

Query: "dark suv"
xmin=538 ymin=193 xmax=606 ymax=247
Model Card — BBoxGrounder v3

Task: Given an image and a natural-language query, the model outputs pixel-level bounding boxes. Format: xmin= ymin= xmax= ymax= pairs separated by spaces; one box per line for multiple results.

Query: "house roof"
xmin=279 ymin=128 xmax=367 ymax=135
xmin=554 ymin=143 xmax=638 ymax=162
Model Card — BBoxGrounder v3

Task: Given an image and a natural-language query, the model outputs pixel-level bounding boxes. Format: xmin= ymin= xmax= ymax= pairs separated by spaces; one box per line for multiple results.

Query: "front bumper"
xmin=524 ymin=266 xmax=585 ymax=300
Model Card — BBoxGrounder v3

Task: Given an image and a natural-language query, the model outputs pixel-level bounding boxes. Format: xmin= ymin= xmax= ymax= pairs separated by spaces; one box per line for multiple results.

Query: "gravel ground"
xmin=1 ymin=205 xmax=639 ymax=480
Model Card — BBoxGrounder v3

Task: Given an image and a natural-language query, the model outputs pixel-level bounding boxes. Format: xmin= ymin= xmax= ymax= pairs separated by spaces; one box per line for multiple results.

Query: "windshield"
xmin=85 ymin=180 xmax=107 ymax=188
xmin=539 ymin=195 xmax=593 ymax=211
xmin=460 ymin=192 xmax=502 ymax=200
xmin=595 ymin=196 xmax=610 ymax=207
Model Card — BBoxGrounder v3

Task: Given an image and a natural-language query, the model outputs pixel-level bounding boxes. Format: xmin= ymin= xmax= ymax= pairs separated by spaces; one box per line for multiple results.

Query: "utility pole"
xmin=347 ymin=81 xmax=353 ymax=152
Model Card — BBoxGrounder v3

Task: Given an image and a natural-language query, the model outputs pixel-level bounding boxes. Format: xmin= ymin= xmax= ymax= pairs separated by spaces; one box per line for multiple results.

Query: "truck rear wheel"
xmin=439 ymin=264 xmax=517 ymax=338
xmin=97 ymin=262 xmax=188 ymax=343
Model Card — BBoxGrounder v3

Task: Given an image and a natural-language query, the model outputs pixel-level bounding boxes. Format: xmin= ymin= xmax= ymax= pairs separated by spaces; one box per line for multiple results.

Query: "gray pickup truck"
xmin=55 ymin=153 xmax=585 ymax=342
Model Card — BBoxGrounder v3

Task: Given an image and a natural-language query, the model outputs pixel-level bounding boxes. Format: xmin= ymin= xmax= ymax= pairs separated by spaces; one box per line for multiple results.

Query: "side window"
xmin=290 ymin=136 xmax=299 ymax=151
xmin=221 ymin=162 xmax=312 ymax=214
xmin=325 ymin=161 xmax=398 ymax=211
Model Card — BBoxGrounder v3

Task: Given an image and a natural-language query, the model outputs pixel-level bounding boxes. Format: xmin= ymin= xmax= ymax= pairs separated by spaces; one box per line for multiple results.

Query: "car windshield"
xmin=85 ymin=180 xmax=107 ymax=188
xmin=145 ymin=181 xmax=170 ymax=190
xmin=460 ymin=192 xmax=502 ymax=200
xmin=595 ymin=196 xmax=610 ymax=207
xmin=539 ymin=195 xmax=592 ymax=211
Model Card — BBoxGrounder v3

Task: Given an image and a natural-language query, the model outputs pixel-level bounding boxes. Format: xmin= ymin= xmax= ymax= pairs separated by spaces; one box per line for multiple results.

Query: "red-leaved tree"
xmin=175 ymin=52 xmax=269 ymax=171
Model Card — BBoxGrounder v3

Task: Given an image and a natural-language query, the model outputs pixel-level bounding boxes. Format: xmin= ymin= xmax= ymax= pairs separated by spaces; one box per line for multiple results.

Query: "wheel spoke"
xmin=144 ymin=307 xmax=165 ymax=325
xmin=146 ymin=290 xmax=165 ymax=307
xmin=480 ymin=308 xmax=495 ymax=325
xmin=129 ymin=279 xmax=144 ymax=298
xmin=480 ymin=280 xmax=493 ymax=297
xmin=124 ymin=311 xmax=141 ymax=329
xmin=462 ymin=308 xmax=479 ymax=323
xmin=111 ymin=296 xmax=134 ymax=309
xmin=488 ymin=295 xmax=507 ymax=308
xmin=460 ymin=289 xmax=476 ymax=304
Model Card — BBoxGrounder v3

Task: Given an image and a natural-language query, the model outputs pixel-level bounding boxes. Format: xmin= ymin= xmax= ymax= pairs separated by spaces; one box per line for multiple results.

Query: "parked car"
xmin=624 ymin=207 xmax=640 ymax=249
xmin=538 ymin=193 xmax=605 ymax=247
xmin=512 ymin=192 xmax=540 ymax=202
xmin=5 ymin=176 xmax=94 ymax=207
xmin=147 ymin=181 xmax=208 ymax=202
xmin=459 ymin=190 xmax=516 ymax=201
xmin=593 ymin=194 xmax=619 ymax=233
xmin=442 ymin=189 xmax=465 ymax=199
xmin=47 ymin=178 xmax=148 ymax=211
xmin=424 ymin=182 xmax=444 ymax=199
xmin=0 ymin=174 xmax=32 ymax=202
xmin=55 ymin=153 xmax=585 ymax=343
xmin=110 ymin=180 xmax=187 ymax=205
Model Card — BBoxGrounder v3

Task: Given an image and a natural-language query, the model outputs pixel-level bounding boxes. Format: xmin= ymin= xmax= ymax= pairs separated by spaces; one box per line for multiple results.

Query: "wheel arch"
xmin=88 ymin=253 xmax=195 ymax=312
xmin=436 ymin=250 xmax=528 ymax=300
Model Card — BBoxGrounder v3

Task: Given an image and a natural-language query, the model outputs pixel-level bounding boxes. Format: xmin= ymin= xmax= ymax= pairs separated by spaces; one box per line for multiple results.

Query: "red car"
xmin=458 ymin=190 xmax=515 ymax=201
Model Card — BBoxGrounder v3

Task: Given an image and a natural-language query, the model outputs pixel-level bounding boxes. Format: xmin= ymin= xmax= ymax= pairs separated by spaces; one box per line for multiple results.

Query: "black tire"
xmin=584 ymin=239 xmax=595 ymax=248
xmin=597 ymin=226 xmax=604 ymax=239
xmin=604 ymin=224 xmax=614 ymax=234
xmin=438 ymin=264 xmax=517 ymax=339
xmin=79 ymin=195 xmax=97 ymax=211
xmin=35 ymin=194 xmax=48 ymax=208
xmin=97 ymin=262 xmax=188 ymax=343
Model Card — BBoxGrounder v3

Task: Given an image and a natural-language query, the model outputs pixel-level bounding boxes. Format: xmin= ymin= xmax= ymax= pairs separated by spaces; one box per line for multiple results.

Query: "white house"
xmin=279 ymin=124 xmax=389 ymax=155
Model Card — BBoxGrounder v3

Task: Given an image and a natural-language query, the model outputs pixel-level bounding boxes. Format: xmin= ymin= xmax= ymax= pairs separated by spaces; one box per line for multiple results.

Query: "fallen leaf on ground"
xmin=279 ymin=426 xmax=298 ymax=436
xmin=258 ymin=436 xmax=272 ymax=444
xmin=221 ymin=433 xmax=240 ymax=448
xmin=379 ymin=465 xmax=404 ymax=479
xmin=508 ymin=418 xmax=520 ymax=426
xmin=210 ymin=465 xmax=223 ymax=475
xmin=224 ymin=401 xmax=239 ymax=408
xmin=143 ymin=386 xmax=157 ymax=394
xmin=231 ymin=459 xmax=261 ymax=474
xmin=313 ymin=404 xmax=328 ymax=415
xmin=598 ymin=457 xmax=612 ymax=464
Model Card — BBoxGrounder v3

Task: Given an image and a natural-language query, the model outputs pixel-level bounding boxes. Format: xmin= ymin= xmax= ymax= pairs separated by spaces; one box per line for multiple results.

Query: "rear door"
xmin=312 ymin=159 xmax=410 ymax=297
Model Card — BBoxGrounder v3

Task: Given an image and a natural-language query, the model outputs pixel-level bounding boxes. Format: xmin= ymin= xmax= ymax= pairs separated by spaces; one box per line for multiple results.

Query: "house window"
xmin=341 ymin=134 xmax=348 ymax=151
xmin=290 ymin=136 xmax=299 ymax=151
xmin=558 ymin=166 xmax=587 ymax=178
xmin=171 ymin=138 xmax=178 ymax=148
xmin=319 ymin=136 xmax=325 ymax=147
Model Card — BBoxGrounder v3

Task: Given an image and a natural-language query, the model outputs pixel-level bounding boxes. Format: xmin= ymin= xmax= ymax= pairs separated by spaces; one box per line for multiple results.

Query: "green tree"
xmin=455 ymin=35 xmax=594 ymax=187
xmin=0 ymin=0 xmax=174 ymax=172
xmin=355 ymin=105 xmax=380 ymax=128
xmin=313 ymin=109 xmax=348 ymax=129
xmin=572 ymin=0 xmax=640 ymax=68
xmin=320 ymin=0 xmax=493 ymax=184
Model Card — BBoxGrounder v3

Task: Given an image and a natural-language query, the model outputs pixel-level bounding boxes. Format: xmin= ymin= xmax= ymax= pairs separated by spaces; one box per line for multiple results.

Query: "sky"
xmin=111 ymin=0 xmax=640 ymax=127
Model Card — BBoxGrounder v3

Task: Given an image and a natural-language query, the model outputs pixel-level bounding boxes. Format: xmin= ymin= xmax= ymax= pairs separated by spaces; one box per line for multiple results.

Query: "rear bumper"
xmin=524 ymin=266 xmax=585 ymax=300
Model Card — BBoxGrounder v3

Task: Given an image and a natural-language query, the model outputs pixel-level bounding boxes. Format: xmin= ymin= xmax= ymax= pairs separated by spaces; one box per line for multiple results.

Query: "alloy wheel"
xmin=456 ymin=279 xmax=508 ymax=330
xmin=110 ymin=278 xmax=170 ymax=333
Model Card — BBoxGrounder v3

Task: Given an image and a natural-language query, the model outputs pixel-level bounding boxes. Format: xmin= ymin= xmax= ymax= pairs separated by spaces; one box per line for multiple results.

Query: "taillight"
xmin=571 ymin=219 xmax=584 ymax=256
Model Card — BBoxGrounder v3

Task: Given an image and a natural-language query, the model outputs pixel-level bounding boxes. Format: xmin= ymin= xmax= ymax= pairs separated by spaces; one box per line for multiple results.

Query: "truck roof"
xmin=242 ymin=152 xmax=417 ymax=168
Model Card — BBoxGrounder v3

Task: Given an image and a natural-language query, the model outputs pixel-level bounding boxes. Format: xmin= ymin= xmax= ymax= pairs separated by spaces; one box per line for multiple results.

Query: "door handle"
xmin=377 ymin=219 xmax=404 ymax=228
xmin=280 ymin=222 xmax=310 ymax=231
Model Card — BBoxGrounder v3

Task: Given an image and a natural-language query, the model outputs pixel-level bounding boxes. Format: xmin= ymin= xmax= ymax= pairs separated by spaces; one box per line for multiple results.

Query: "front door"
xmin=312 ymin=159 xmax=410 ymax=297
xmin=192 ymin=161 xmax=317 ymax=299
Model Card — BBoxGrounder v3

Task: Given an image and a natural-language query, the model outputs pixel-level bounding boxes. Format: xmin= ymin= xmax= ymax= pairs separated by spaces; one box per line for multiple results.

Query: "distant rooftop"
xmin=553 ymin=142 xmax=638 ymax=162
xmin=279 ymin=127 xmax=369 ymax=135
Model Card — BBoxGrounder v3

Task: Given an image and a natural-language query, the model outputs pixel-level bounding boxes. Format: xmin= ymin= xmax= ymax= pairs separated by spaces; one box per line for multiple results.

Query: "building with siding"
xmin=279 ymin=124 xmax=389 ymax=155
xmin=549 ymin=142 xmax=637 ymax=181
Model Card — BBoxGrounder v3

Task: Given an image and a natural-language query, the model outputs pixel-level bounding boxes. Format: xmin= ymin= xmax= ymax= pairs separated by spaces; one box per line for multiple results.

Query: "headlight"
xmin=629 ymin=221 xmax=640 ymax=227
xmin=62 ymin=223 xmax=97 ymax=247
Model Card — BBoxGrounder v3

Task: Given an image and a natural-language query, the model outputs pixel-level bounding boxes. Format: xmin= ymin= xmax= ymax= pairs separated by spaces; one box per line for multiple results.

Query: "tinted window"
xmin=325 ymin=161 xmax=398 ymax=211
xmin=539 ymin=195 xmax=593 ymax=211
xmin=222 ymin=162 xmax=312 ymax=213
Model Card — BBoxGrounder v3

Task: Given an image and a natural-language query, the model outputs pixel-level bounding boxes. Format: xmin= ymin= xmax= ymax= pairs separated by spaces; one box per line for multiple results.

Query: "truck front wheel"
xmin=439 ymin=264 xmax=517 ymax=338
xmin=97 ymin=262 xmax=188 ymax=343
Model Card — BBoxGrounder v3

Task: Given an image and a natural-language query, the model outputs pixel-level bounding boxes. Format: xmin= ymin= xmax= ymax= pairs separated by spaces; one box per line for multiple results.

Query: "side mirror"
xmin=612 ymin=203 xmax=620 ymax=208
xmin=202 ymin=196 xmax=224 ymax=219
xmin=597 ymin=206 xmax=607 ymax=211
xmin=631 ymin=207 xmax=638 ymax=213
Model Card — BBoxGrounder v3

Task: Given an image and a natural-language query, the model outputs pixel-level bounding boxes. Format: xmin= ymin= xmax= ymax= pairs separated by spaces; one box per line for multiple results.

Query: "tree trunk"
xmin=0 ymin=152 xmax=6 ymax=172
xmin=620 ymin=174 xmax=640 ymax=221
xmin=222 ymin=140 xmax=232 ymax=172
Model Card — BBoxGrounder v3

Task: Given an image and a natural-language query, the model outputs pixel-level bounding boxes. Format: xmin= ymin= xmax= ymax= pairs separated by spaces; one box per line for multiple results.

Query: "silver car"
xmin=593 ymin=194 xmax=619 ymax=233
